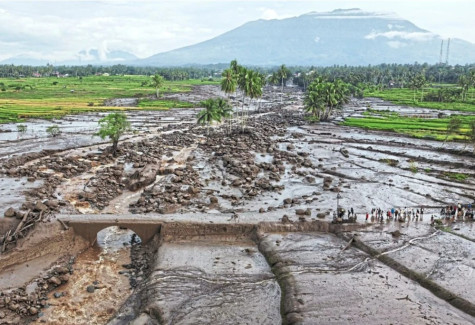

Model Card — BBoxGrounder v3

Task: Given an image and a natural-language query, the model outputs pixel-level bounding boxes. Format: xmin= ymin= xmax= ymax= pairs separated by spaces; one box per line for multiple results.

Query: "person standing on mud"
xmin=351 ymin=207 xmax=354 ymax=216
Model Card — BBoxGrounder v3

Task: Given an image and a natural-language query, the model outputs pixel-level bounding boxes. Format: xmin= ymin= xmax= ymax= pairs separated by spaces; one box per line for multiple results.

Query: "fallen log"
xmin=12 ymin=209 xmax=31 ymax=238
xmin=58 ymin=219 xmax=69 ymax=231
xmin=2 ymin=229 xmax=11 ymax=252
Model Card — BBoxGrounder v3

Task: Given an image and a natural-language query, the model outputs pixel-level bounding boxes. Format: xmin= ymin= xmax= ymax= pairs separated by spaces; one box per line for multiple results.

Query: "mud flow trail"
xmin=0 ymin=85 xmax=474 ymax=324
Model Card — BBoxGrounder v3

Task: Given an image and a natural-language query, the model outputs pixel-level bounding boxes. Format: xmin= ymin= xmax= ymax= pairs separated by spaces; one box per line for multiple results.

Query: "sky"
xmin=0 ymin=0 xmax=474 ymax=62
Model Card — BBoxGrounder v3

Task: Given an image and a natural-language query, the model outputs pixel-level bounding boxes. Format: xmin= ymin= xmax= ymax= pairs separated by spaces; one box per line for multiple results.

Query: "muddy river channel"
xmin=0 ymin=85 xmax=474 ymax=324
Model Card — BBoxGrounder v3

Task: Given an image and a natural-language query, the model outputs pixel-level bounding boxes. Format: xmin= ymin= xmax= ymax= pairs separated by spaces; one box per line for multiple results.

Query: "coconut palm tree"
xmin=277 ymin=64 xmax=289 ymax=102
xmin=197 ymin=99 xmax=219 ymax=136
xmin=241 ymin=70 xmax=263 ymax=131
xmin=151 ymin=74 xmax=164 ymax=98
xmin=215 ymin=98 xmax=233 ymax=134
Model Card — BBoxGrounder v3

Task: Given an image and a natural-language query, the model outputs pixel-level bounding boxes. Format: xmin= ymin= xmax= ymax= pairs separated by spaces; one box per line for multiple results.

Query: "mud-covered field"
xmin=0 ymin=85 xmax=474 ymax=324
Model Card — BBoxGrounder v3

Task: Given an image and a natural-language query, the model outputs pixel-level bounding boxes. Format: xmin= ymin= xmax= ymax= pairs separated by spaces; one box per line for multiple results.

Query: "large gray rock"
xmin=127 ymin=164 xmax=159 ymax=191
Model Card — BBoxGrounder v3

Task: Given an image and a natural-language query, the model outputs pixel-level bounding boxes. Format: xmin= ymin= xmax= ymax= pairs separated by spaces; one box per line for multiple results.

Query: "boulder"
xmin=340 ymin=147 xmax=349 ymax=158
xmin=283 ymin=198 xmax=292 ymax=205
xmin=34 ymin=201 xmax=49 ymax=212
xmin=48 ymin=276 xmax=61 ymax=286
xmin=281 ymin=215 xmax=291 ymax=224
xmin=126 ymin=164 xmax=159 ymax=191
xmin=4 ymin=207 xmax=15 ymax=218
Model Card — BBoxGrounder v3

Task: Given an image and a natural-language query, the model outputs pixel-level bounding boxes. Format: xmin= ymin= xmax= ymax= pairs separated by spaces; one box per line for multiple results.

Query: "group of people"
xmin=439 ymin=204 xmax=474 ymax=221
xmin=361 ymin=204 xmax=474 ymax=224
xmin=339 ymin=204 xmax=474 ymax=225
xmin=363 ymin=207 xmax=424 ymax=223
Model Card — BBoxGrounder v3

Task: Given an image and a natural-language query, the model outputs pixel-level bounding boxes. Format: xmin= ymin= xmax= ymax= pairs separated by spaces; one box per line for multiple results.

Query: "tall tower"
xmin=439 ymin=40 xmax=444 ymax=64
xmin=445 ymin=38 xmax=451 ymax=65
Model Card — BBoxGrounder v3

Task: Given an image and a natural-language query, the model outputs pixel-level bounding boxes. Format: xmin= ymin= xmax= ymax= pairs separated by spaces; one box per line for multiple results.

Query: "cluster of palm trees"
xmin=220 ymin=60 xmax=264 ymax=132
xmin=268 ymin=65 xmax=291 ymax=102
xmin=304 ymin=77 xmax=350 ymax=121
xmin=458 ymin=70 xmax=475 ymax=102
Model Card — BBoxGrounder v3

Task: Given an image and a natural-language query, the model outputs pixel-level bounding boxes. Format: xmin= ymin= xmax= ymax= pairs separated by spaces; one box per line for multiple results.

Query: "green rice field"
xmin=0 ymin=76 xmax=216 ymax=123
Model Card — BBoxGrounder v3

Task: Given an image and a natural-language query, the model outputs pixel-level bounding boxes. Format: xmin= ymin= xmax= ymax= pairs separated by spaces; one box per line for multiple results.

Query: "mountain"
xmin=140 ymin=8 xmax=475 ymax=66
xmin=1 ymin=49 xmax=138 ymax=66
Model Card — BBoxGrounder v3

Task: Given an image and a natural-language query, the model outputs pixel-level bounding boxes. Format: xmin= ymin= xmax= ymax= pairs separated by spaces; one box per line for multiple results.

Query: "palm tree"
xmin=304 ymin=78 xmax=349 ymax=121
xmin=278 ymin=64 xmax=289 ymax=102
xmin=458 ymin=75 xmax=470 ymax=102
xmin=444 ymin=116 xmax=462 ymax=143
xmin=151 ymin=74 xmax=164 ymax=98
xmin=197 ymin=99 xmax=219 ymax=136
xmin=242 ymin=70 xmax=263 ymax=131
xmin=221 ymin=69 xmax=236 ymax=96
xmin=215 ymin=98 xmax=233 ymax=134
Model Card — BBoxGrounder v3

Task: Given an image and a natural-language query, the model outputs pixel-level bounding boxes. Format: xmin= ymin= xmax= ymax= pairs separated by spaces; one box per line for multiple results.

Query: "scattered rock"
xmin=86 ymin=285 xmax=95 ymax=293
xmin=48 ymin=276 xmax=61 ymax=286
xmin=390 ymin=230 xmax=402 ymax=237
xmin=4 ymin=207 xmax=16 ymax=218
xmin=281 ymin=215 xmax=291 ymax=224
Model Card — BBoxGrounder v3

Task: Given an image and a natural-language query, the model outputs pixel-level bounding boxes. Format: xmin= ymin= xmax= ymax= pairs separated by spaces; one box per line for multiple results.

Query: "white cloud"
xmin=260 ymin=8 xmax=280 ymax=20
xmin=365 ymin=31 xmax=436 ymax=42
xmin=387 ymin=41 xmax=407 ymax=49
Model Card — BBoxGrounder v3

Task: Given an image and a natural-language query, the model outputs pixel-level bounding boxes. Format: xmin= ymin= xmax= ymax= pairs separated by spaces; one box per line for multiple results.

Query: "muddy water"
xmin=0 ymin=176 xmax=43 ymax=212
xmin=259 ymin=232 xmax=475 ymax=324
xmin=33 ymin=227 xmax=134 ymax=325
xmin=0 ymin=109 xmax=199 ymax=159
xmin=137 ymin=239 xmax=281 ymax=324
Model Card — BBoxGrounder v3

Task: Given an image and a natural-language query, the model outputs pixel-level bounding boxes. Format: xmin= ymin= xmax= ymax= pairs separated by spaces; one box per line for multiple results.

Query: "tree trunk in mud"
xmin=112 ymin=140 xmax=118 ymax=156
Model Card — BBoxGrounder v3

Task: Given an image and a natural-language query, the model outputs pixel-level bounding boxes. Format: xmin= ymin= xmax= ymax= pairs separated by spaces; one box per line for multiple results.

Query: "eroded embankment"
xmin=0 ymin=221 xmax=89 ymax=324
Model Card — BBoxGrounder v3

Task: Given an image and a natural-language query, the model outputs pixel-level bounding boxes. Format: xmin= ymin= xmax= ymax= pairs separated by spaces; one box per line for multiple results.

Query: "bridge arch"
xmin=67 ymin=221 xmax=161 ymax=245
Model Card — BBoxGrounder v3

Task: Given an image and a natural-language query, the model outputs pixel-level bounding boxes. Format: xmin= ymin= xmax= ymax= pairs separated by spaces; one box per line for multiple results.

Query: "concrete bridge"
xmin=58 ymin=213 xmax=364 ymax=245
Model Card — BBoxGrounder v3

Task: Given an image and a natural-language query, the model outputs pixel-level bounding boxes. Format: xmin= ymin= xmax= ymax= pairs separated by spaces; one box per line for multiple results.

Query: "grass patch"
xmin=379 ymin=158 xmax=399 ymax=167
xmin=443 ymin=172 xmax=468 ymax=181
xmin=343 ymin=113 xmax=475 ymax=141
xmin=366 ymin=86 xmax=475 ymax=112
xmin=409 ymin=161 xmax=418 ymax=173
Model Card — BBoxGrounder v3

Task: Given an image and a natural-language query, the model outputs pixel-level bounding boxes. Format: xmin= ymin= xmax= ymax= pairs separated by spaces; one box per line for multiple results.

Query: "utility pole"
xmin=439 ymin=40 xmax=444 ymax=64
xmin=445 ymin=38 xmax=451 ymax=65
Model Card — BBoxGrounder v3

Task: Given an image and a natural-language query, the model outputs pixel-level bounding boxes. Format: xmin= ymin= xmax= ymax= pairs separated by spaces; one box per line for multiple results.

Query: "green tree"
xmin=444 ymin=116 xmax=462 ymax=143
xmin=409 ymin=73 xmax=427 ymax=102
xmin=277 ymin=64 xmax=290 ymax=102
xmin=221 ymin=69 xmax=236 ymax=96
xmin=458 ymin=75 xmax=470 ymax=102
xmin=215 ymin=98 xmax=233 ymax=134
xmin=241 ymin=69 xmax=263 ymax=131
xmin=151 ymin=74 xmax=164 ymax=98
xmin=96 ymin=113 xmax=130 ymax=156
xmin=304 ymin=78 xmax=349 ymax=121
xmin=197 ymin=98 xmax=220 ymax=136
